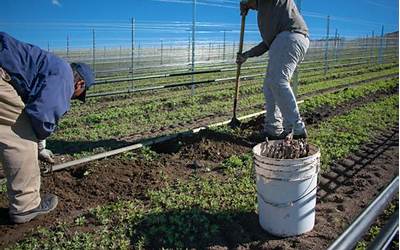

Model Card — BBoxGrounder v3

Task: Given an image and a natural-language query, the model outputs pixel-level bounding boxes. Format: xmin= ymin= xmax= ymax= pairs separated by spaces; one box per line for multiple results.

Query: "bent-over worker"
xmin=0 ymin=32 xmax=95 ymax=223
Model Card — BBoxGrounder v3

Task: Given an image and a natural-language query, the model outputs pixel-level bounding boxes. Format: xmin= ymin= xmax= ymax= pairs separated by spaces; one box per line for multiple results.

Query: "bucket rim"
xmin=253 ymin=142 xmax=320 ymax=161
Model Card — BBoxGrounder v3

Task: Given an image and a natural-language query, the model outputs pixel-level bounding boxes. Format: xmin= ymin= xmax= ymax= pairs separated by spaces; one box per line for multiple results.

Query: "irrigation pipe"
xmin=327 ymin=176 xmax=399 ymax=250
xmin=366 ymin=210 xmax=399 ymax=250
xmin=42 ymin=104 xmax=276 ymax=174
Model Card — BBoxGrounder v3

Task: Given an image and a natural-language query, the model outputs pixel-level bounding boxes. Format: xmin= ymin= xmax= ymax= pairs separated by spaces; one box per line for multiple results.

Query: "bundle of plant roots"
xmin=260 ymin=136 xmax=310 ymax=159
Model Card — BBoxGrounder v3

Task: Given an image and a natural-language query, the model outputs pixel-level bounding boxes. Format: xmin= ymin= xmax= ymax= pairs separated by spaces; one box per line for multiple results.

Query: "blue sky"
xmin=1 ymin=0 xmax=398 ymax=49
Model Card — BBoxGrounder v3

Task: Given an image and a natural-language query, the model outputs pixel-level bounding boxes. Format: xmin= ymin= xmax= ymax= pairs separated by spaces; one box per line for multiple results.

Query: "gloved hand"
xmin=236 ymin=52 xmax=249 ymax=65
xmin=38 ymin=140 xmax=55 ymax=164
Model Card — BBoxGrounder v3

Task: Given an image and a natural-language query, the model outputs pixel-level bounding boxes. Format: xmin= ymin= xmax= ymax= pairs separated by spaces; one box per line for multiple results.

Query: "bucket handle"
xmin=257 ymin=177 xmax=319 ymax=208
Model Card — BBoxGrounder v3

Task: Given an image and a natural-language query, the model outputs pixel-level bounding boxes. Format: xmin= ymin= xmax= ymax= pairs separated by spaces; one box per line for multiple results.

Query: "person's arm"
xmin=24 ymin=75 xmax=72 ymax=140
xmin=236 ymin=41 xmax=269 ymax=65
xmin=245 ymin=41 xmax=269 ymax=58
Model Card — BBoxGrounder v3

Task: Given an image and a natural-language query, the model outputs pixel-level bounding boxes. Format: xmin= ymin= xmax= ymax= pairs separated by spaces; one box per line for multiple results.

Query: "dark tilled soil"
xmin=0 ymin=89 xmax=398 ymax=248
xmin=0 ymin=131 xmax=251 ymax=247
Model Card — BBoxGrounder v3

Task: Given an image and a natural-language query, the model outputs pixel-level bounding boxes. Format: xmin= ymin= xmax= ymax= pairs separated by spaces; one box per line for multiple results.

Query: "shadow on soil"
xmin=0 ymin=208 xmax=11 ymax=226
xmin=47 ymin=138 xmax=132 ymax=155
xmin=130 ymin=208 xmax=281 ymax=249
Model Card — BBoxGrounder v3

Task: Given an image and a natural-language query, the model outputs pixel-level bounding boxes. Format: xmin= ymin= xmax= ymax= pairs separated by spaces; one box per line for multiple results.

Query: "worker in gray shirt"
xmin=237 ymin=0 xmax=310 ymax=140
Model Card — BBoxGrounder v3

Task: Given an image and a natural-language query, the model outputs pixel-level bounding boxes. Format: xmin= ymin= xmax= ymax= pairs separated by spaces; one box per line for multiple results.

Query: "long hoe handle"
xmin=231 ymin=14 xmax=246 ymax=126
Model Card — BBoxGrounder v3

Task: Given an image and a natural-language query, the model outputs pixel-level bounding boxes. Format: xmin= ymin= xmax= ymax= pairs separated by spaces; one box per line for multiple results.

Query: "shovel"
xmin=229 ymin=13 xmax=247 ymax=128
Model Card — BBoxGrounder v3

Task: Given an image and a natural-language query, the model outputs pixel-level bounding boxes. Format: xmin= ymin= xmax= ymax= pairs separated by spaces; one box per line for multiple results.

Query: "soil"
xmin=0 ymin=83 xmax=398 ymax=248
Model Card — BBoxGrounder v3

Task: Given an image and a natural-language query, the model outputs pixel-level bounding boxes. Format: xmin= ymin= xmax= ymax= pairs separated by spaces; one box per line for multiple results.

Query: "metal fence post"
xmin=232 ymin=41 xmax=235 ymax=59
xmin=370 ymin=31 xmax=374 ymax=64
xmin=137 ymin=42 xmax=141 ymax=67
xmin=92 ymin=29 xmax=96 ymax=77
xmin=223 ymin=30 xmax=226 ymax=61
xmin=66 ymin=34 xmax=70 ymax=60
xmin=365 ymin=34 xmax=369 ymax=63
xmin=188 ymin=34 xmax=191 ymax=64
xmin=324 ymin=15 xmax=330 ymax=75
xmin=160 ymin=40 xmax=163 ymax=65
xmin=131 ymin=18 xmax=135 ymax=90
xmin=334 ymin=29 xmax=338 ymax=63
xmin=378 ymin=25 xmax=384 ymax=64
xmin=191 ymin=0 xmax=196 ymax=96
xmin=208 ymin=42 xmax=211 ymax=61
xmin=119 ymin=45 xmax=122 ymax=67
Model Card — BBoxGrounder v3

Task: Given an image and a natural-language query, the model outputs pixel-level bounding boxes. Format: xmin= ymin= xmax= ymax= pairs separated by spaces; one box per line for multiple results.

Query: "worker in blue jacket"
xmin=0 ymin=32 xmax=95 ymax=224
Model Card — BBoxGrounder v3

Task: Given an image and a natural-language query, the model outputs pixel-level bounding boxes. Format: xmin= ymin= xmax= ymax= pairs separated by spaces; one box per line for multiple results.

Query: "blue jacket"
xmin=0 ymin=32 xmax=74 ymax=140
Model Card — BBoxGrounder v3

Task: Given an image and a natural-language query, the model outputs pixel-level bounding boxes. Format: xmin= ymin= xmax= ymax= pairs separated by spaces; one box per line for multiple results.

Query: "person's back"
xmin=0 ymin=32 xmax=94 ymax=224
xmin=0 ymin=32 xmax=74 ymax=140
xmin=257 ymin=0 xmax=309 ymax=50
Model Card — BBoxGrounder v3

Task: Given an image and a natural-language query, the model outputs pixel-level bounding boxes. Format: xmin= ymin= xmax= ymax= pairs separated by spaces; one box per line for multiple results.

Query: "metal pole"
xmin=223 ymin=30 xmax=226 ymax=61
xmin=66 ymin=34 xmax=70 ymax=60
xmin=370 ymin=30 xmax=374 ymax=64
xmin=232 ymin=41 xmax=236 ymax=59
xmin=92 ymin=29 xmax=96 ymax=76
xmin=378 ymin=25 xmax=384 ymax=64
xmin=131 ymin=18 xmax=135 ymax=89
xmin=191 ymin=0 xmax=196 ymax=95
xmin=137 ymin=42 xmax=141 ymax=67
xmin=47 ymin=41 xmax=50 ymax=52
xmin=188 ymin=34 xmax=191 ymax=64
xmin=119 ymin=45 xmax=122 ymax=67
xmin=208 ymin=42 xmax=211 ymax=61
xmin=324 ymin=15 xmax=330 ymax=75
xmin=367 ymin=211 xmax=399 ymax=250
xmin=334 ymin=29 xmax=338 ymax=63
xmin=161 ymin=40 xmax=163 ymax=65
xmin=327 ymin=176 xmax=399 ymax=250
xmin=365 ymin=34 xmax=369 ymax=64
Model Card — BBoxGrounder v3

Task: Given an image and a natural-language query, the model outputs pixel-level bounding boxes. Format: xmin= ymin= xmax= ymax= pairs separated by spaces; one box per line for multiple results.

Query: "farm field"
xmin=49 ymin=59 xmax=399 ymax=159
xmin=0 ymin=52 xmax=398 ymax=248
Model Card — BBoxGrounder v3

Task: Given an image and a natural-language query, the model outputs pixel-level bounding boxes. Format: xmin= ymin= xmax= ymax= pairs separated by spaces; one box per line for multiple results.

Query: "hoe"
xmin=229 ymin=12 xmax=247 ymax=128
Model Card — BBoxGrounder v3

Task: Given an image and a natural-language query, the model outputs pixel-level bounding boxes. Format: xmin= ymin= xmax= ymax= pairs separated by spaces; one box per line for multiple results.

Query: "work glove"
xmin=236 ymin=52 xmax=249 ymax=65
xmin=38 ymin=140 xmax=55 ymax=164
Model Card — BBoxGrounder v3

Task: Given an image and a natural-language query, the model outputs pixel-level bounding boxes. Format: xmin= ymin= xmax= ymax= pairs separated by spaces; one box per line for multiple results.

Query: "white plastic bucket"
xmin=252 ymin=141 xmax=320 ymax=237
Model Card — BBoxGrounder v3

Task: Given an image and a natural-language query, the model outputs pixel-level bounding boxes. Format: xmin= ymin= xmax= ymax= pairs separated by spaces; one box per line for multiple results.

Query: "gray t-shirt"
xmin=246 ymin=0 xmax=309 ymax=57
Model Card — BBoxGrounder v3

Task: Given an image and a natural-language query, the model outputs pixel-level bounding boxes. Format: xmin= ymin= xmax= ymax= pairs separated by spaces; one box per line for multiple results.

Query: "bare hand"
xmin=236 ymin=52 xmax=248 ymax=65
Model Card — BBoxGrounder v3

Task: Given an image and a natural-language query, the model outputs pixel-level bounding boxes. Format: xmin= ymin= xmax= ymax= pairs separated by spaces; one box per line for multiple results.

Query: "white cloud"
xmin=51 ymin=0 xmax=62 ymax=7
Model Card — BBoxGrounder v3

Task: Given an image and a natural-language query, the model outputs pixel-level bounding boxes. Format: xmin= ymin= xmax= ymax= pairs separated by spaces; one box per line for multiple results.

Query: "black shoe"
xmin=10 ymin=194 xmax=58 ymax=224
xmin=293 ymin=129 xmax=308 ymax=140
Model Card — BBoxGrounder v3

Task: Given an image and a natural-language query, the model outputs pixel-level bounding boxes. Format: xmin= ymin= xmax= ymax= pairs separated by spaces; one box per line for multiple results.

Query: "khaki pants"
xmin=0 ymin=77 xmax=41 ymax=214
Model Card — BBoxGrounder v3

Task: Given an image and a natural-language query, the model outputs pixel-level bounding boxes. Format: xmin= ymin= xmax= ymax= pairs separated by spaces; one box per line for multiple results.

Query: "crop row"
xmin=85 ymin=61 xmax=398 ymax=108
xmin=52 ymin=64 xmax=398 ymax=145
xmin=89 ymin=52 xmax=397 ymax=94
xmin=10 ymin=88 xmax=399 ymax=249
